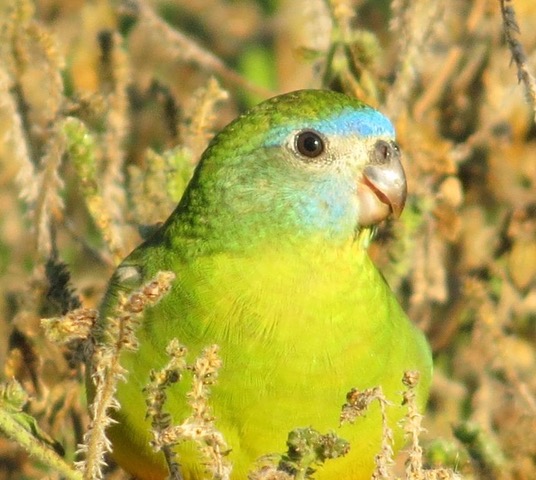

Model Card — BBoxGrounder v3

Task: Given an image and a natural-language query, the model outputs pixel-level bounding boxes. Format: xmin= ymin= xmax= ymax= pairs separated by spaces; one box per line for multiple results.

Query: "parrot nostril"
xmin=373 ymin=140 xmax=400 ymax=165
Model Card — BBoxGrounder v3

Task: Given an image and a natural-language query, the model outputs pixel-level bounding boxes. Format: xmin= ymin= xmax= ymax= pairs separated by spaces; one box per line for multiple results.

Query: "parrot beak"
xmin=357 ymin=140 xmax=407 ymax=226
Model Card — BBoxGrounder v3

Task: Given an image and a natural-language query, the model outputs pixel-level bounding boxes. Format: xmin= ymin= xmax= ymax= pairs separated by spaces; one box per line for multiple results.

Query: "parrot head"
xmin=172 ymin=90 xmax=406 ymax=249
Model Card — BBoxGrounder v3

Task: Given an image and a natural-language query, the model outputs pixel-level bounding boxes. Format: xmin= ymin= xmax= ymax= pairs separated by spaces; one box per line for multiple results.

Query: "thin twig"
xmin=123 ymin=0 xmax=274 ymax=99
xmin=499 ymin=0 xmax=536 ymax=122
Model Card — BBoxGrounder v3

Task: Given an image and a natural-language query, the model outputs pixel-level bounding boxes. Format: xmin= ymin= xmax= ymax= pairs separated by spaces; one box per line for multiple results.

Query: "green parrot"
xmin=91 ymin=90 xmax=432 ymax=480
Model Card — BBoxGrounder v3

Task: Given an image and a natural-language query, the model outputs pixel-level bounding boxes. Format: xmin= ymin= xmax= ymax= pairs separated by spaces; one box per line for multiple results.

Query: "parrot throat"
xmin=158 ymin=162 xmax=370 ymax=257
xmin=159 ymin=184 xmax=373 ymax=258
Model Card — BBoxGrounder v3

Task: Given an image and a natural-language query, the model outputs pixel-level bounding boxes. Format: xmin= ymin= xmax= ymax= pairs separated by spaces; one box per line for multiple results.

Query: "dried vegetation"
xmin=0 ymin=0 xmax=535 ymax=479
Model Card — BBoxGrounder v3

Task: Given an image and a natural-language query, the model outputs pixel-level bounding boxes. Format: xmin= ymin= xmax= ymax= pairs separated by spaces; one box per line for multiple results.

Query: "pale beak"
xmin=357 ymin=140 xmax=407 ymax=226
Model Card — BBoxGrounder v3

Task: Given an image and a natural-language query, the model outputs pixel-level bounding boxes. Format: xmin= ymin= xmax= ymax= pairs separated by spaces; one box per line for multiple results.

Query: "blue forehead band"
xmin=264 ymin=107 xmax=395 ymax=146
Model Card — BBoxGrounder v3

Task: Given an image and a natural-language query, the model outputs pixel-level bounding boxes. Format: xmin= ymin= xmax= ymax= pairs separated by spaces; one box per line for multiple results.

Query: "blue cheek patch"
xmin=291 ymin=177 xmax=357 ymax=236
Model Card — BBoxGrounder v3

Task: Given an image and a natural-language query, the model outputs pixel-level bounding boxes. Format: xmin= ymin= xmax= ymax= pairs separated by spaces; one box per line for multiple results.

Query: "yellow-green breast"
xmin=107 ymin=236 xmax=432 ymax=480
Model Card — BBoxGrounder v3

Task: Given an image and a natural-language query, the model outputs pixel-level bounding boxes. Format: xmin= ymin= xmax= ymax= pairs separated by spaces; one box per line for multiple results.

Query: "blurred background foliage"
xmin=0 ymin=0 xmax=535 ymax=478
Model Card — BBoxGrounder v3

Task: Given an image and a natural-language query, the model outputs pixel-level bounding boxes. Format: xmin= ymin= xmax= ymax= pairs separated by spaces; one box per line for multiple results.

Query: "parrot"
xmin=90 ymin=89 xmax=433 ymax=480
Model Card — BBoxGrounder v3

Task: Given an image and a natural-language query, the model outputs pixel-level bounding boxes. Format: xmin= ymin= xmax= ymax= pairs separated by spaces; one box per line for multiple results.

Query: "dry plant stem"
xmin=0 ymin=67 xmax=35 ymax=215
xmin=186 ymin=345 xmax=230 ymax=480
xmin=151 ymin=345 xmax=231 ymax=480
xmin=371 ymin=389 xmax=395 ymax=480
xmin=413 ymin=47 xmax=462 ymax=121
xmin=482 ymin=267 xmax=536 ymax=415
xmin=82 ymin=326 xmax=127 ymax=480
xmin=328 ymin=0 xmax=358 ymax=41
xmin=62 ymin=117 xmax=123 ymax=264
xmin=402 ymin=371 xmax=425 ymax=478
xmin=99 ymin=30 xmax=130 ymax=260
xmin=130 ymin=0 xmax=273 ymax=99
xmin=41 ymin=308 xmax=97 ymax=344
xmin=339 ymin=385 xmax=395 ymax=480
xmin=3 ymin=0 xmax=66 ymax=258
xmin=500 ymin=0 xmax=536 ymax=121
xmin=0 ymin=408 xmax=82 ymax=480
xmin=326 ymin=0 xmax=382 ymax=104
xmin=413 ymin=0 xmax=487 ymax=120
xmin=81 ymin=271 xmax=175 ymax=480
xmin=145 ymin=338 xmax=188 ymax=479
xmin=63 ymin=218 xmax=114 ymax=268
xmin=33 ymin=127 xmax=65 ymax=258
xmin=182 ymin=77 xmax=229 ymax=162
xmin=164 ymin=448 xmax=183 ymax=480
xmin=385 ymin=0 xmax=444 ymax=119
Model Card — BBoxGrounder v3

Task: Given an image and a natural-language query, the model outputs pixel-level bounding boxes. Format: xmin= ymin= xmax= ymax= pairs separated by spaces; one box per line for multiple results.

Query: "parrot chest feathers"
xmin=109 ymin=238 xmax=431 ymax=480
xmin=138 ymin=240 xmax=401 ymax=389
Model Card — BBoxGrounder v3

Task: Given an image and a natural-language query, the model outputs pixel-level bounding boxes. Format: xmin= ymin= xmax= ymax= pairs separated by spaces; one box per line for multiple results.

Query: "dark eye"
xmin=295 ymin=130 xmax=325 ymax=158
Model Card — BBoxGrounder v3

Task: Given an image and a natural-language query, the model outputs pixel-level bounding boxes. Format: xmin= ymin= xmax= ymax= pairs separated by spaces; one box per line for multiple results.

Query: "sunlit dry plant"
xmin=146 ymin=342 xmax=231 ymax=480
xmin=2 ymin=0 xmax=65 ymax=259
xmin=0 ymin=0 xmax=535 ymax=478
xmin=500 ymin=0 xmax=536 ymax=119
xmin=80 ymin=271 xmax=175 ymax=480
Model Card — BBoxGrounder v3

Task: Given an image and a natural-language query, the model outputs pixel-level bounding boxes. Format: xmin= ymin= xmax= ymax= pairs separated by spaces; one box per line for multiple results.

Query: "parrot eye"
xmin=295 ymin=130 xmax=325 ymax=159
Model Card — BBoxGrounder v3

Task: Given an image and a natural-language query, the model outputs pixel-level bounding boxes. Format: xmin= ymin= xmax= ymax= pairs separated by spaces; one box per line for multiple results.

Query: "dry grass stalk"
xmin=181 ymin=77 xmax=229 ymax=163
xmin=41 ymin=308 xmax=97 ymax=345
xmin=385 ymin=0 xmax=445 ymax=119
xmin=123 ymin=0 xmax=272 ymax=99
xmin=500 ymin=0 xmax=536 ymax=121
xmin=148 ymin=344 xmax=231 ymax=480
xmin=62 ymin=117 xmax=123 ymax=265
xmin=80 ymin=271 xmax=175 ymax=480
xmin=97 ymin=30 xmax=131 ymax=260
xmin=2 ymin=0 xmax=66 ymax=259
